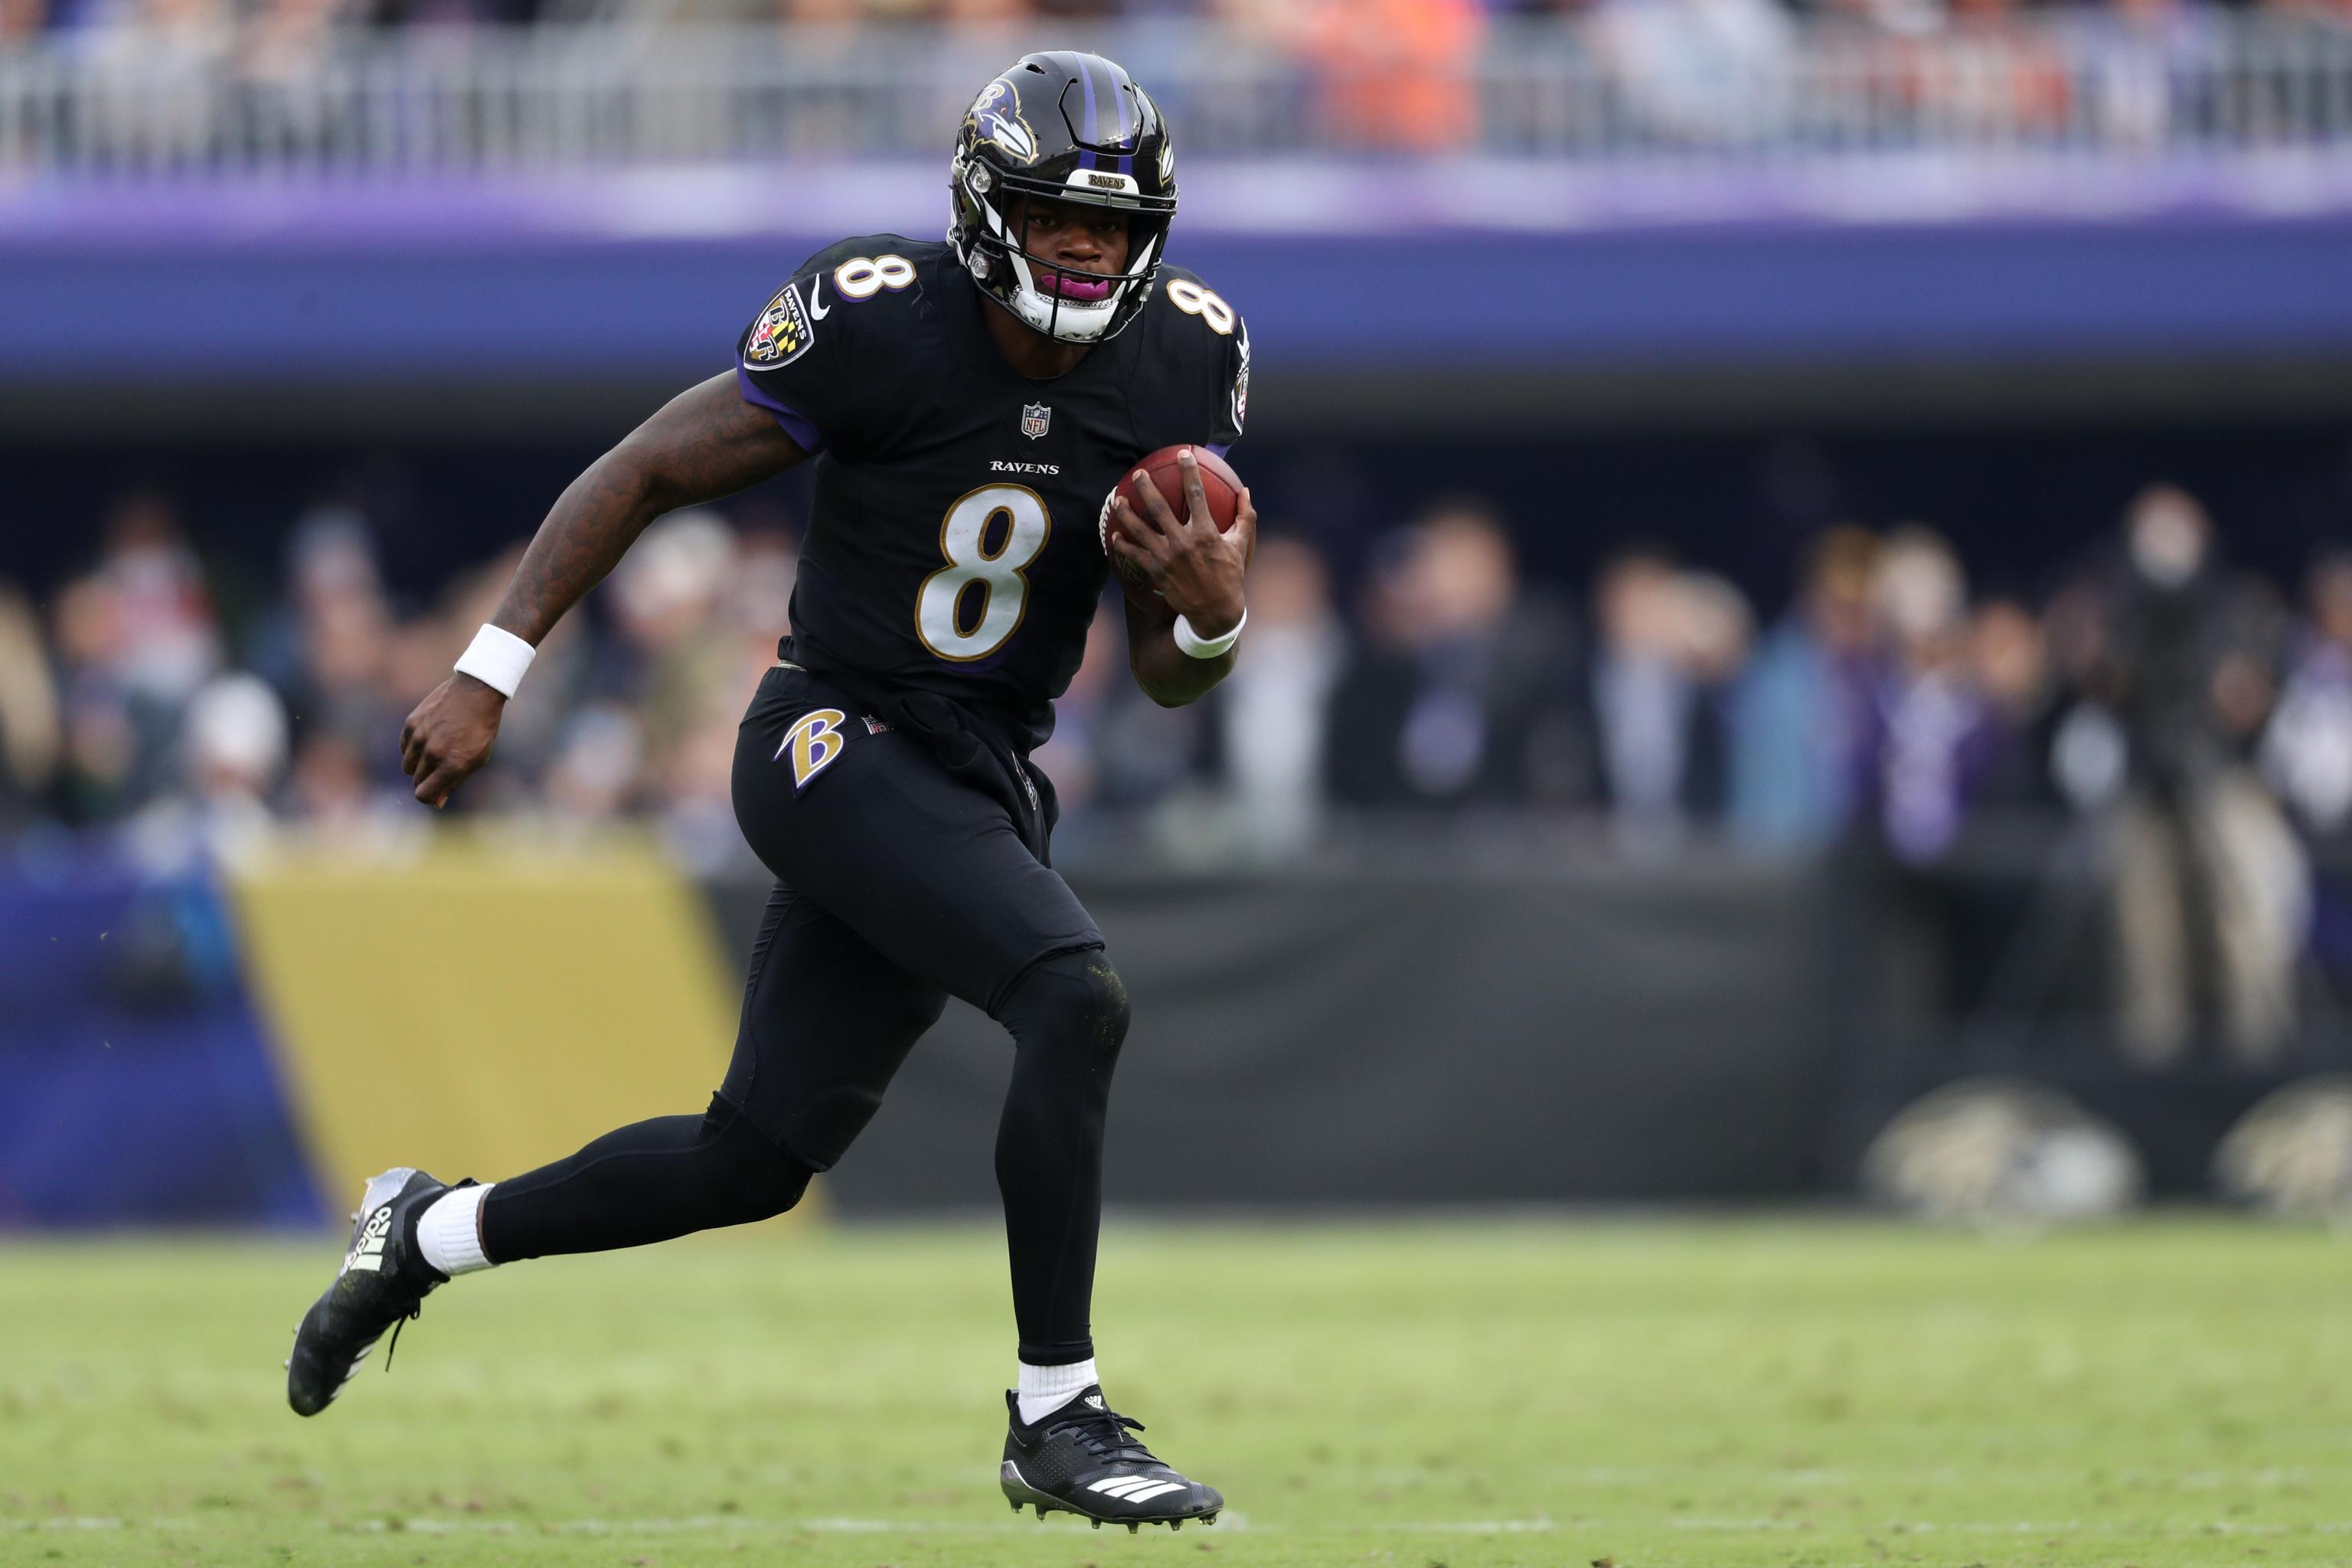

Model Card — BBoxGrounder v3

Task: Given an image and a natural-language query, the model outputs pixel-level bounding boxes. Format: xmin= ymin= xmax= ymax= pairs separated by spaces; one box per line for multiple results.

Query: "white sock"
xmin=1017 ymin=1357 xmax=1098 ymax=1425
xmin=416 ymin=1183 xmax=495 ymax=1277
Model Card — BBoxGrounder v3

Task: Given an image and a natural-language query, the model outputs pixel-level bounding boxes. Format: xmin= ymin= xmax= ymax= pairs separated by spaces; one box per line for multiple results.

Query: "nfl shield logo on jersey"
xmin=1021 ymin=403 xmax=1051 ymax=440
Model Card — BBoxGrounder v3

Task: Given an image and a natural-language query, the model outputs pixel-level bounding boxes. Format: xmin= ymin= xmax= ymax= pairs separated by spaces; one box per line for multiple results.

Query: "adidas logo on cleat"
xmin=289 ymin=1168 xmax=446 ymax=1418
xmin=1000 ymin=1387 xmax=1220 ymax=1531
xmin=341 ymin=1205 xmax=394 ymax=1276
xmin=1086 ymin=1476 xmax=1187 ymax=1504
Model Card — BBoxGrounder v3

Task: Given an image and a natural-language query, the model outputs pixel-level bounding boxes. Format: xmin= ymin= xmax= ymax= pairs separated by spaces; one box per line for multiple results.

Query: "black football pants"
xmin=480 ymin=667 xmax=1124 ymax=1366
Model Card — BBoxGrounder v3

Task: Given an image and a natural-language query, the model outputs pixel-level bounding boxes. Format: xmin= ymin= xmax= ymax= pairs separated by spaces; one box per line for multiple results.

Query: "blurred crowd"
xmin=11 ymin=0 xmax=2350 ymax=35
xmin=2 ymin=482 xmax=2346 ymax=1060
xmin=8 ymin=0 xmax=2347 ymax=165
xmin=3 ymin=481 xmax=2346 ymax=851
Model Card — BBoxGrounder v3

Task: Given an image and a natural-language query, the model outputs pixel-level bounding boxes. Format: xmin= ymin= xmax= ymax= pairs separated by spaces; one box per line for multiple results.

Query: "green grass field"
xmin=5 ymin=1217 xmax=2350 ymax=1568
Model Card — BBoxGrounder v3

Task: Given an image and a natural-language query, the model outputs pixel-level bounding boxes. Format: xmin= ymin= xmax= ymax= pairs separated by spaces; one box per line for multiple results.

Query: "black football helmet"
xmin=949 ymin=51 xmax=1177 ymax=345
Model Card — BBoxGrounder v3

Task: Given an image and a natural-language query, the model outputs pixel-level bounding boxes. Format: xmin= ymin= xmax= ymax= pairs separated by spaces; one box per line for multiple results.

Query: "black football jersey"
xmin=735 ymin=237 xmax=1250 ymax=753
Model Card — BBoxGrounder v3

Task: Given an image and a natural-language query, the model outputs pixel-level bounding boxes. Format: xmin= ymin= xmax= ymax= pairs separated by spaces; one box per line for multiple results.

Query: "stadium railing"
xmin=6 ymin=15 xmax=2352 ymax=174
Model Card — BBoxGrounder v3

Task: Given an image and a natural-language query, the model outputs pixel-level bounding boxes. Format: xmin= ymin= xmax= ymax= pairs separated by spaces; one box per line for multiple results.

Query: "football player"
xmin=286 ymin=51 xmax=1249 ymax=1533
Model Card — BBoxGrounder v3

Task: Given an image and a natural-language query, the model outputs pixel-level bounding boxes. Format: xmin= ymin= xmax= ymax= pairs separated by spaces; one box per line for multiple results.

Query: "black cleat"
xmin=999 ymin=1386 xmax=1223 ymax=1530
xmin=286 ymin=1168 xmax=461 ymax=1416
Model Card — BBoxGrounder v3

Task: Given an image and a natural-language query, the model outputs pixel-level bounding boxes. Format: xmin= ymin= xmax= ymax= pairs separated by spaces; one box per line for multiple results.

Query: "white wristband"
xmin=452 ymin=623 xmax=535 ymax=698
xmin=1172 ymin=607 xmax=1246 ymax=660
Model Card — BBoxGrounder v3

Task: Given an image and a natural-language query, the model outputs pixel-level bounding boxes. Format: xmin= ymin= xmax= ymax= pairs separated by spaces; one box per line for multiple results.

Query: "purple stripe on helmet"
xmin=1108 ymin=63 xmax=1134 ymax=146
xmin=1079 ymin=60 xmax=1098 ymax=147
xmin=735 ymin=364 xmax=825 ymax=455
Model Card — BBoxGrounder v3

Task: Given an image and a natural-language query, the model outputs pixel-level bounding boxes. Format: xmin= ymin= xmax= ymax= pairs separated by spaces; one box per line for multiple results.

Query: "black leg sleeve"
xmin=479 ymin=1097 xmax=813 ymax=1263
xmin=991 ymin=948 xmax=1129 ymax=1366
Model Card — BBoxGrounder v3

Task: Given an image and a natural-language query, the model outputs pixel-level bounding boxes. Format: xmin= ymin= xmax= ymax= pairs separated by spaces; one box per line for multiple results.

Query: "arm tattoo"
xmin=492 ymin=373 xmax=807 ymax=645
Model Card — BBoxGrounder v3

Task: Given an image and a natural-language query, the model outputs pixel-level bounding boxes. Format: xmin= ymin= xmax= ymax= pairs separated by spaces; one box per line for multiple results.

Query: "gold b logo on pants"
xmin=777 ymin=708 xmax=848 ymax=794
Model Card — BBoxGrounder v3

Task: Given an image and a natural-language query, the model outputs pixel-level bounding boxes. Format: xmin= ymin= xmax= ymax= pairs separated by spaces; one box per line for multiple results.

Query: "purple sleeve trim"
xmin=1206 ymin=443 xmax=1232 ymax=460
xmin=735 ymin=362 xmax=825 ymax=455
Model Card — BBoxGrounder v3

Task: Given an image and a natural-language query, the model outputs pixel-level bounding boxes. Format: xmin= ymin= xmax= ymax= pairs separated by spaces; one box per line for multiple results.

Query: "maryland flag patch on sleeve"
xmin=744 ymin=282 xmax=816 ymax=368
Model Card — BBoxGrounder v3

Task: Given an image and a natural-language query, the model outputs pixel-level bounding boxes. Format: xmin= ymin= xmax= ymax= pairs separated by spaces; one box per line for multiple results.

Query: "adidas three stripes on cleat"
xmin=999 ymin=1385 xmax=1223 ymax=1531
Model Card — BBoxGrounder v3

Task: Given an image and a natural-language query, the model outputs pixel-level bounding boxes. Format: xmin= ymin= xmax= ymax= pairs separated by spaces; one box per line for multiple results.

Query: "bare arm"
xmin=400 ymin=372 xmax=808 ymax=806
xmin=1122 ymin=590 xmax=1235 ymax=708
xmin=1110 ymin=447 xmax=1256 ymax=708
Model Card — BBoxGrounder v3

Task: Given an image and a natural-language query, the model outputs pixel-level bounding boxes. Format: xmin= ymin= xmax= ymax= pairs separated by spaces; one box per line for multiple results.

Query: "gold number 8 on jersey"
xmin=835 ymin=254 xmax=918 ymax=300
xmin=916 ymin=485 xmax=1053 ymax=662
xmin=1166 ymin=278 xmax=1236 ymax=335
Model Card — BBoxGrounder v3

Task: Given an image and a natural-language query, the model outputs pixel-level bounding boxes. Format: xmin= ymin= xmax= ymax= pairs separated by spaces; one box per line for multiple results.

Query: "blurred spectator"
xmin=728 ymin=525 xmax=802 ymax=669
xmin=285 ymin=725 xmax=426 ymax=854
xmin=187 ymin=674 xmax=289 ymax=808
xmin=2068 ymin=0 xmax=2229 ymax=150
xmin=2099 ymin=485 xmax=2305 ymax=1064
xmin=942 ymin=0 xmax=1036 ymax=21
xmin=1029 ymin=600 xmax=1205 ymax=864
xmin=1295 ymin=0 xmax=1488 ymax=152
xmin=248 ymin=506 xmax=376 ymax=694
xmin=0 ymin=589 xmax=61 ymax=834
xmin=1730 ymin=525 xmax=1877 ymax=852
xmin=1865 ymin=525 xmax=1994 ymax=864
xmin=296 ymin=557 xmax=400 ymax=757
xmin=1586 ymin=546 xmax=1743 ymax=850
xmin=289 ymin=729 xmax=371 ymax=822
xmin=2262 ymin=549 xmax=2352 ymax=837
xmin=1326 ymin=501 xmax=1584 ymax=812
xmin=2040 ymin=577 xmax=2130 ymax=813
xmin=1093 ymin=622 xmax=1207 ymax=811
xmin=544 ymin=704 xmax=647 ymax=824
xmin=47 ymin=496 xmax=229 ymax=825
xmin=656 ymin=710 xmax=749 ymax=873
xmin=1967 ymin=596 xmax=2064 ymax=810
xmin=606 ymin=510 xmax=744 ymax=755
xmin=83 ymin=0 xmax=234 ymax=160
xmin=1592 ymin=0 xmax=1797 ymax=145
xmin=51 ymin=577 xmax=145 ymax=825
xmin=125 ymin=671 xmax=290 ymax=869
xmin=97 ymin=492 xmax=222 ymax=707
xmin=1209 ymin=534 xmax=1347 ymax=857
xmin=626 ymin=510 xmax=798 ymax=871
xmin=243 ymin=0 xmax=344 ymax=83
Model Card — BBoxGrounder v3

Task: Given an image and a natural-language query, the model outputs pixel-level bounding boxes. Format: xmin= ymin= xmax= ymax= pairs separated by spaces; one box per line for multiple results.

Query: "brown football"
xmin=1099 ymin=445 xmax=1244 ymax=596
